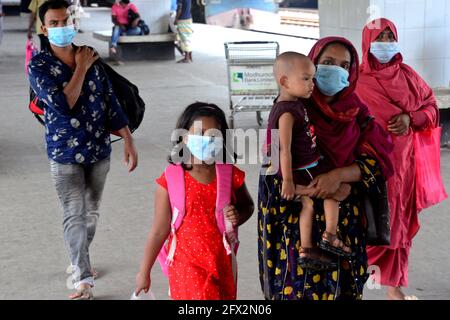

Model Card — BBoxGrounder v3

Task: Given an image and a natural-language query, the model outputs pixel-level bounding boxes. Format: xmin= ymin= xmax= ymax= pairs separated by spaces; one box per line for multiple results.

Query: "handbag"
xmin=137 ymin=20 xmax=150 ymax=35
xmin=363 ymin=175 xmax=391 ymax=246
xmin=127 ymin=9 xmax=149 ymax=35
xmin=414 ymin=127 xmax=448 ymax=211
xmin=357 ymin=116 xmax=391 ymax=246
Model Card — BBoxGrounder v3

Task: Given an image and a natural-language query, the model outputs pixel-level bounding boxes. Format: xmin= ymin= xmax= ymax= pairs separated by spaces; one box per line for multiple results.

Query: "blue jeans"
xmin=50 ymin=158 xmax=110 ymax=289
xmin=111 ymin=25 xmax=142 ymax=47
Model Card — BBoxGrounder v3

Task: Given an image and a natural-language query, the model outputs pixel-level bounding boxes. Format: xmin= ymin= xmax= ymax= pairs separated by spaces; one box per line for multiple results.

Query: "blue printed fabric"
xmin=28 ymin=49 xmax=128 ymax=165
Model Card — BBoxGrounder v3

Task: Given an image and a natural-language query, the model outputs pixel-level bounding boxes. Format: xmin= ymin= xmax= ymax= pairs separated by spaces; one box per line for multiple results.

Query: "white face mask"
xmin=186 ymin=135 xmax=223 ymax=163
xmin=370 ymin=42 xmax=401 ymax=64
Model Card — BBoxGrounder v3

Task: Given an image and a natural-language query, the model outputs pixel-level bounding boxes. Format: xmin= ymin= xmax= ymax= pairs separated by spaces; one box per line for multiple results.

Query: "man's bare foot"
xmin=332 ymin=183 xmax=351 ymax=201
xmin=387 ymin=287 xmax=418 ymax=300
xmin=69 ymin=283 xmax=93 ymax=300
xmin=110 ymin=46 xmax=117 ymax=55
xmin=175 ymin=44 xmax=183 ymax=55
xmin=177 ymin=58 xmax=190 ymax=63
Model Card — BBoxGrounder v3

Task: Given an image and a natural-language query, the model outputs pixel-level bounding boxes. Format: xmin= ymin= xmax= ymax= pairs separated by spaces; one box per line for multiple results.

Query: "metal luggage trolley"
xmin=224 ymin=41 xmax=280 ymax=128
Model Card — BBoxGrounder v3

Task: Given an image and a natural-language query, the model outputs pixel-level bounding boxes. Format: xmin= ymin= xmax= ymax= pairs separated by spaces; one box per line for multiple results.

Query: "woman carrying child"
xmin=258 ymin=37 xmax=394 ymax=300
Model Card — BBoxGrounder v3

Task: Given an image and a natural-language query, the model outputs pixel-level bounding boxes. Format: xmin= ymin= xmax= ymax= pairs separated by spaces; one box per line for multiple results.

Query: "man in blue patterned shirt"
xmin=28 ymin=0 xmax=138 ymax=300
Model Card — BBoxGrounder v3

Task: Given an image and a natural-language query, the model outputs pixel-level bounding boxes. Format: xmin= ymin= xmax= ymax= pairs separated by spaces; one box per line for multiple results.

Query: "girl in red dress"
xmin=135 ymin=102 xmax=254 ymax=300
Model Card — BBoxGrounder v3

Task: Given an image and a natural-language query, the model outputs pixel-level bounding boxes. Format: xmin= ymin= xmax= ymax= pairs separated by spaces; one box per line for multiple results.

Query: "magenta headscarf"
xmin=358 ymin=18 xmax=439 ymax=126
xmin=306 ymin=37 xmax=394 ymax=178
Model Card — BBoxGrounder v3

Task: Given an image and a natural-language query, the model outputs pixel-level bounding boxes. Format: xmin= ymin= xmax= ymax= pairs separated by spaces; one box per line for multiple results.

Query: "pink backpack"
xmin=157 ymin=163 xmax=239 ymax=284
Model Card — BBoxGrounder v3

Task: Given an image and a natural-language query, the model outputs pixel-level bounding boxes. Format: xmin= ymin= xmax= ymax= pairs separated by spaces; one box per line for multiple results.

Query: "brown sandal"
xmin=320 ymin=232 xmax=353 ymax=258
xmin=297 ymin=247 xmax=337 ymax=271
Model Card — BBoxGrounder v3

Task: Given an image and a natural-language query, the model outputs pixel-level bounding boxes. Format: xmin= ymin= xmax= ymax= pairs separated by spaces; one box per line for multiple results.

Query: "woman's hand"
xmin=308 ymin=170 xmax=342 ymax=199
xmin=135 ymin=271 xmax=151 ymax=296
xmin=388 ymin=113 xmax=411 ymax=136
xmin=295 ymin=185 xmax=319 ymax=198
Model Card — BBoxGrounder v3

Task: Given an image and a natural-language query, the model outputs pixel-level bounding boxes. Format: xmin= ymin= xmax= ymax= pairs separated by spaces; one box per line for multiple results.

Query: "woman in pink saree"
xmin=356 ymin=18 xmax=445 ymax=300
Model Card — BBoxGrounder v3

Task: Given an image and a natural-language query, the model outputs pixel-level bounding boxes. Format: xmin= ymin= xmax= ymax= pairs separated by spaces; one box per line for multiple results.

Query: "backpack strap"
xmin=157 ymin=164 xmax=186 ymax=277
xmin=215 ymin=164 xmax=233 ymax=235
xmin=215 ymin=164 xmax=239 ymax=285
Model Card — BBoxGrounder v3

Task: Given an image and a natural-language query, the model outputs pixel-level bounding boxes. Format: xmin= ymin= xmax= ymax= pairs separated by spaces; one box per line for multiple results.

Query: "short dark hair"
xmin=39 ymin=0 xmax=70 ymax=26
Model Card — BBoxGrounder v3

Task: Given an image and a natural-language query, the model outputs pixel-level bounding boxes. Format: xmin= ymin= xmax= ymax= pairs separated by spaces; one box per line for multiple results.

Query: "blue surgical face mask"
xmin=314 ymin=64 xmax=350 ymax=97
xmin=186 ymin=135 xmax=224 ymax=162
xmin=47 ymin=25 xmax=77 ymax=48
xmin=370 ymin=42 xmax=400 ymax=64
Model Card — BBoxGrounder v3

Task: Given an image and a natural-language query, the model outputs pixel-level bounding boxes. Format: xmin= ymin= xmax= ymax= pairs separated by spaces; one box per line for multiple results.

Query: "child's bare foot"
xmin=320 ymin=231 xmax=353 ymax=257
xmin=332 ymin=183 xmax=351 ymax=201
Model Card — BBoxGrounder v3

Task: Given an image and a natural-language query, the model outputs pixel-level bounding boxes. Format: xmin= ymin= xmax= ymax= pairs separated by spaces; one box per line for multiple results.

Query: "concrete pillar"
xmin=133 ymin=0 xmax=171 ymax=34
xmin=319 ymin=0 xmax=450 ymax=88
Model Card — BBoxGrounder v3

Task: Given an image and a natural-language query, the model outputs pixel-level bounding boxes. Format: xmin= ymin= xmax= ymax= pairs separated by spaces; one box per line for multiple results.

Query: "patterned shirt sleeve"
xmin=28 ymin=58 xmax=71 ymax=114
xmin=100 ymin=68 xmax=129 ymax=131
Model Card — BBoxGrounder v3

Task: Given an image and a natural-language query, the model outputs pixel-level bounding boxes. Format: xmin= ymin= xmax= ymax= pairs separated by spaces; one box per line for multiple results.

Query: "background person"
xmin=175 ymin=0 xmax=193 ymax=63
xmin=27 ymin=0 xmax=49 ymax=51
xmin=357 ymin=18 xmax=443 ymax=301
xmin=110 ymin=0 xmax=142 ymax=56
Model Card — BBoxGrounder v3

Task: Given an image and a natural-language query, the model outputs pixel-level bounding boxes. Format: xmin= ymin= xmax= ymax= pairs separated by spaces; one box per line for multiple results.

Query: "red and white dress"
xmin=156 ymin=165 xmax=245 ymax=300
